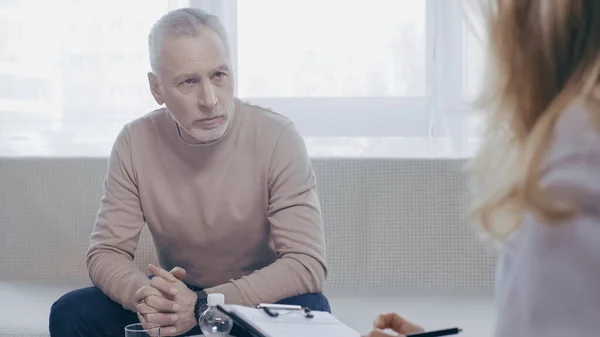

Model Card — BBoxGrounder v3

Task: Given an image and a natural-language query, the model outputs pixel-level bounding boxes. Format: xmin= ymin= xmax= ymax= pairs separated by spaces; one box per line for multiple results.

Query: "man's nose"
xmin=196 ymin=80 xmax=218 ymax=110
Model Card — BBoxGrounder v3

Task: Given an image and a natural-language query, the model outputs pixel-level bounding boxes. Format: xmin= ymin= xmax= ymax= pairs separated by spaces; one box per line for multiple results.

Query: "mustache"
xmin=192 ymin=101 xmax=235 ymax=121
xmin=207 ymin=100 xmax=235 ymax=115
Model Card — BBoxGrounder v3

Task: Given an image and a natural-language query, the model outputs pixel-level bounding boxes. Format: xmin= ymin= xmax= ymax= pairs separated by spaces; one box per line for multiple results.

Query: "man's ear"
xmin=147 ymin=72 xmax=165 ymax=105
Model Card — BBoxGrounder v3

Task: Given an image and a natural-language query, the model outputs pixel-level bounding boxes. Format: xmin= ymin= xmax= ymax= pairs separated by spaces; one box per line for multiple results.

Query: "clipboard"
xmin=216 ymin=303 xmax=361 ymax=337
xmin=216 ymin=304 xmax=267 ymax=337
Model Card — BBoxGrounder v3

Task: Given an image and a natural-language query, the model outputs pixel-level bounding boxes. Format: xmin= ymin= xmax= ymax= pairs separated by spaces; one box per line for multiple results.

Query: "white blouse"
xmin=493 ymin=103 xmax=600 ymax=337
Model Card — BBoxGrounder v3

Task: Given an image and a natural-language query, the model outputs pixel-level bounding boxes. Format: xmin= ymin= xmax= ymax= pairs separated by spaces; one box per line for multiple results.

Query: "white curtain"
xmin=0 ymin=0 xmax=487 ymax=157
xmin=0 ymin=0 xmax=186 ymax=155
xmin=429 ymin=0 xmax=488 ymax=157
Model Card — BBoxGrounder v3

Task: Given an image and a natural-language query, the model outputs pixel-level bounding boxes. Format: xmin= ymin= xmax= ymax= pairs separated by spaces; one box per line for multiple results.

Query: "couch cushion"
xmin=0 ymin=280 xmax=90 ymax=337
xmin=0 ymin=158 xmax=497 ymax=294
xmin=0 ymin=280 xmax=494 ymax=337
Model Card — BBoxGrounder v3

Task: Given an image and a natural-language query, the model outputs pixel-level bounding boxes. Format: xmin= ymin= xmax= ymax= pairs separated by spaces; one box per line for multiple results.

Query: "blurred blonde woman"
xmin=366 ymin=0 xmax=600 ymax=336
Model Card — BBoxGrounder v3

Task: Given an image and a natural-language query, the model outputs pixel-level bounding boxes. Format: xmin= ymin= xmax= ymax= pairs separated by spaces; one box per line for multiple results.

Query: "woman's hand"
xmin=364 ymin=313 xmax=424 ymax=337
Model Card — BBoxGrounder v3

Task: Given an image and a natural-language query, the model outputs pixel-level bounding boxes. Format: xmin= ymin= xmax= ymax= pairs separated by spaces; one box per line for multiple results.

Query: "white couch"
xmin=0 ymin=158 xmax=497 ymax=336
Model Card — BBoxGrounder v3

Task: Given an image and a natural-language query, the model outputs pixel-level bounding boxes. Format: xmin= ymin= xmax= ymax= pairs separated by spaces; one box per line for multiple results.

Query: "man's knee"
xmin=277 ymin=292 xmax=331 ymax=313
xmin=50 ymin=289 xmax=86 ymax=326
xmin=49 ymin=287 xmax=114 ymax=335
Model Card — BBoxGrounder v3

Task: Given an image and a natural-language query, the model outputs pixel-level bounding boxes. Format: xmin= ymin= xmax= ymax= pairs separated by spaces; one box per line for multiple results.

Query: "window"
xmin=238 ymin=0 xmax=426 ymax=98
xmin=0 ymin=0 xmax=485 ymax=157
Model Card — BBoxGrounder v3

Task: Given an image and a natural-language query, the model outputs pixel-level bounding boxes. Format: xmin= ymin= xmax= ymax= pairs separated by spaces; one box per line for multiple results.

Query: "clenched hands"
xmin=134 ymin=264 xmax=198 ymax=336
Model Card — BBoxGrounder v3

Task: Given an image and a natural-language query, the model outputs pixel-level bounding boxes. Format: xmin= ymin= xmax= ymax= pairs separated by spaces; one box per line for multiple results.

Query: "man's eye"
xmin=214 ymin=72 xmax=226 ymax=79
xmin=182 ymin=78 xmax=197 ymax=85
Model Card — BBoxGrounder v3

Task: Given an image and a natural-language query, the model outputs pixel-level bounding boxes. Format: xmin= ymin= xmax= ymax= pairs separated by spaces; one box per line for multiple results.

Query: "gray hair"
xmin=148 ymin=8 xmax=230 ymax=74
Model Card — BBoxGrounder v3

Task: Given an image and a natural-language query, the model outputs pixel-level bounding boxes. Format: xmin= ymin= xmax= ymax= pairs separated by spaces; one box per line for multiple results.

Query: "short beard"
xmin=173 ymin=100 xmax=236 ymax=144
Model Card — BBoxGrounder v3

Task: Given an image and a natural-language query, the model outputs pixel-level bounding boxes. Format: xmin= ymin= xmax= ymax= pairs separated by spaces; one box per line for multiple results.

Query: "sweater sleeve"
xmin=85 ymin=125 xmax=150 ymax=311
xmin=204 ymin=123 xmax=327 ymax=305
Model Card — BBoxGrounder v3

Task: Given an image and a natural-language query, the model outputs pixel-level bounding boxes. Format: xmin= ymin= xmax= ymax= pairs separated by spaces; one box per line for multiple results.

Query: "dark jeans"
xmin=49 ymin=285 xmax=331 ymax=337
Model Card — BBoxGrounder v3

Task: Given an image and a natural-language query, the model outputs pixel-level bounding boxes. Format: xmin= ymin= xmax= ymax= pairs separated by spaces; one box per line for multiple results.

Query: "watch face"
xmin=195 ymin=294 xmax=209 ymax=319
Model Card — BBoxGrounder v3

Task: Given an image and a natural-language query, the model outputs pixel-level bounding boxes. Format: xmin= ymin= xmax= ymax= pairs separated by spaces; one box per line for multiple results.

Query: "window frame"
xmin=0 ymin=0 xmax=475 ymax=157
xmin=205 ymin=0 xmax=468 ymax=138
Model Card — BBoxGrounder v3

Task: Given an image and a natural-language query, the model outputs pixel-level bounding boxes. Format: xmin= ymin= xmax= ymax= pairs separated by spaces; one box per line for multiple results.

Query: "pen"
xmin=406 ymin=327 xmax=462 ymax=337
xmin=257 ymin=303 xmax=303 ymax=310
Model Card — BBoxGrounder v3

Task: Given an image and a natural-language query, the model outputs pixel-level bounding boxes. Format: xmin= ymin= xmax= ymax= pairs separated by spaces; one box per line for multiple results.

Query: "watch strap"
xmin=194 ymin=290 xmax=208 ymax=319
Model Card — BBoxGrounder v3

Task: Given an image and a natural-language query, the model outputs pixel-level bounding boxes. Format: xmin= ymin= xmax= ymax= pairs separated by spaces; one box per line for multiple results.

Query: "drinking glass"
xmin=125 ymin=323 xmax=160 ymax=337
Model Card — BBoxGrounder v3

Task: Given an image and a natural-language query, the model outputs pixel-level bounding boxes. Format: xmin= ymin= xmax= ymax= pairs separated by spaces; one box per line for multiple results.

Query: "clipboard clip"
xmin=256 ymin=303 xmax=314 ymax=319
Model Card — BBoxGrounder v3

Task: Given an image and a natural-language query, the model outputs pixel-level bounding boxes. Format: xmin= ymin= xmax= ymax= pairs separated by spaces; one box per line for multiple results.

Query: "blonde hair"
xmin=469 ymin=0 xmax=600 ymax=239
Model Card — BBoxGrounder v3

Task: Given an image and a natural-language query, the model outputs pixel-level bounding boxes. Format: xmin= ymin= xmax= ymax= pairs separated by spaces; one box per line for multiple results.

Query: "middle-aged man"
xmin=49 ymin=7 xmax=329 ymax=337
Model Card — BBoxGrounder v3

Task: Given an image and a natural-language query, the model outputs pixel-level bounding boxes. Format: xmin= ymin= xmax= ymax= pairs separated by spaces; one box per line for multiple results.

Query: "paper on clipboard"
xmin=221 ymin=304 xmax=361 ymax=337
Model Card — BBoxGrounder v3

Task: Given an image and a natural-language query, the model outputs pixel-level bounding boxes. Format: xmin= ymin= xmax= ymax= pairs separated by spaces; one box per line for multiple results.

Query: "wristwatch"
xmin=194 ymin=290 xmax=209 ymax=320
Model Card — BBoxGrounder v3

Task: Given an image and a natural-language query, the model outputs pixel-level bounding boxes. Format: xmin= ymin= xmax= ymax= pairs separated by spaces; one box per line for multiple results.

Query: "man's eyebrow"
xmin=172 ymin=65 xmax=229 ymax=83
xmin=173 ymin=72 xmax=198 ymax=83
xmin=211 ymin=64 xmax=229 ymax=73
